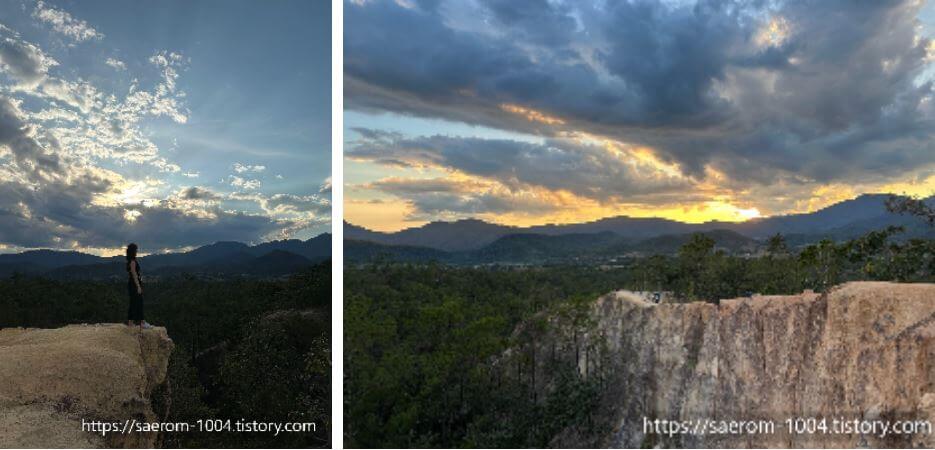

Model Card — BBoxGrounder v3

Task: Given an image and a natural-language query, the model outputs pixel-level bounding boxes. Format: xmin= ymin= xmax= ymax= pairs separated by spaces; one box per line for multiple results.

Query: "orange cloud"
xmin=500 ymin=103 xmax=565 ymax=125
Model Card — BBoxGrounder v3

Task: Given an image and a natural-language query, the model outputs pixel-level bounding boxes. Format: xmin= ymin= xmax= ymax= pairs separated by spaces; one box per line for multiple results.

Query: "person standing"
xmin=126 ymin=243 xmax=151 ymax=329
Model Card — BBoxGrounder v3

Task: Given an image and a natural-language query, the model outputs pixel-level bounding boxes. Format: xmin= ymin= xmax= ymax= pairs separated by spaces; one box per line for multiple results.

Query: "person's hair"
xmin=126 ymin=243 xmax=138 ymax=262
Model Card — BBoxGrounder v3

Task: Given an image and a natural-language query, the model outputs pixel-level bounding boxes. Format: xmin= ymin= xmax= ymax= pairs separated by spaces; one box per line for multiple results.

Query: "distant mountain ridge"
xmin=346 ymin=229 xmax=759 ymax=265
xmin=345 ymin=219 xmax=518 ymax=252
xmin=0 ymin=233 xmax=331 ymax=279
xmin=345 ymin=194 xmax=935 ymax=263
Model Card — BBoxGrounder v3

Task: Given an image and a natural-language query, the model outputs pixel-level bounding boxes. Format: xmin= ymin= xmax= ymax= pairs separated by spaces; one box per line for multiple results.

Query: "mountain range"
xmin=346 ymin=194 xmax=935 ymax=264
xmin=0 ymin=233 xmax=331 ymax=280
xmin=3 ymin=194 xmax=928 ymax=275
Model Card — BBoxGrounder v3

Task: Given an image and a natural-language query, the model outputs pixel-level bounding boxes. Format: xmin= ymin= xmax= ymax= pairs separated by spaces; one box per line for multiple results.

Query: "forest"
xmin=0 ymin=263 xmax=332 ymax=448
xmin=344 ymin=198 xmax=935 ymax=448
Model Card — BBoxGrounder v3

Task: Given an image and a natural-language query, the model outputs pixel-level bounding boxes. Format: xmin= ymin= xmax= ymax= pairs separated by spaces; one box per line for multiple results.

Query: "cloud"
xmin=177 ymin=186 xmax=220 ymax=201
xmin=0 ymin=95 xmax=262 ymax=250
xmin=229 ymin=175 xmax=262 ymax=190
xmin=365 ymin=176 xmax=559 ymax=218
xmin=233 ymin=162 xmax=266 ymax=173
xmin=475 ymin=0 xmax=580 ymax=48
xmin=0 ymin=28 xmax=191 ymax=172
xmin=0 ymin=96 xmax=61 ymax=179
xmin=11 ymin=56 xmax=188 ymax=170
xmin=105 ymin=57 xmax=126 ymax=71
xmin=347 ymin=129 xmax=691 ymax=203
xmin=32 ymin=1 xmax=103 ymax=43
xmin=143 ymin=50 xmax=189 ymax=123
xmin=0 ymin=186 xmax=286 ymax=250
xmin=319 ymin=176 xmax=332 ymax=194
xmin=345 ymin=0 xmax=935 ymax=199
xmin=0 ymin=126 xmax=286 ymax=249
xmin=0 ymin=34 xmax=57 ymax=85
xmin=264 ymin=193 xmax=331 ymax=215
xmin=228 ymin=191 xmax=331 ymax=237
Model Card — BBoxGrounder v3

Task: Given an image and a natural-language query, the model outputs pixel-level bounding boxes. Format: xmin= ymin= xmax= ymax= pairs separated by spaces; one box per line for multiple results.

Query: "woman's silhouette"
xmin=126 ymin=243 xmax=151 ymax=329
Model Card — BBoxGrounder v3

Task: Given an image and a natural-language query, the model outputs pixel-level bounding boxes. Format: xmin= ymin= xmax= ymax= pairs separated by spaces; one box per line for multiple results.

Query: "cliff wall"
xmin=553 ymin=282 xmax=935 ymax=448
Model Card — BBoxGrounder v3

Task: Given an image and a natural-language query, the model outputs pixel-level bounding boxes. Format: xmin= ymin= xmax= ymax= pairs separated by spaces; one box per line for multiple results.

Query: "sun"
xmin=738 ymin=207 xmax=762 ymax=220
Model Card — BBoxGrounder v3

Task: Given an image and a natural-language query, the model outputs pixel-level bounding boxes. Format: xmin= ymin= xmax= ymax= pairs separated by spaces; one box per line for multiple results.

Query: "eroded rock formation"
xmin=555 ymin=282 xmax=935 ymax=448
xmin=0 ymin=324 xmax=173 ymax=448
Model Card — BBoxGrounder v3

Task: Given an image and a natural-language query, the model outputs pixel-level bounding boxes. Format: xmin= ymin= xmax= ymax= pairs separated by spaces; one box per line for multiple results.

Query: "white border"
xmin=331 ymin=0 xmax=344 ymax=446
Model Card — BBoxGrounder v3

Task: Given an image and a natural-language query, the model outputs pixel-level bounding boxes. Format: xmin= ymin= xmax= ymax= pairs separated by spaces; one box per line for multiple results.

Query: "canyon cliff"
xmin=547 ymin=282 xmax=935 ymax=448
xmin=0 ymin=324 xmax=173 ymax=448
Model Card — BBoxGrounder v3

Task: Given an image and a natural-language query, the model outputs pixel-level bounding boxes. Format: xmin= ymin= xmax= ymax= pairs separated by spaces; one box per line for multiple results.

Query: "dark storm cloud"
xmin=596 ymin=0 xmax=744 ymax=126
xmin=348 ymin=129 xmax=691 ymax=203
xmin=477 ymin=0 xmax=580 ymax=47
xmin=344 ymin=0 xmax=743 ymax=127
xmin=345 ymin=0 xmax=935 ymax=187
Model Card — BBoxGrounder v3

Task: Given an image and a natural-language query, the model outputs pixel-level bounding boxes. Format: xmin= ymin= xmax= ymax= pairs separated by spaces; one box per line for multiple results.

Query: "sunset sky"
xmin=0 ymin=0 xmax=331 ymax=255
xmin=345 ymin=0 xmax=935 ymax=232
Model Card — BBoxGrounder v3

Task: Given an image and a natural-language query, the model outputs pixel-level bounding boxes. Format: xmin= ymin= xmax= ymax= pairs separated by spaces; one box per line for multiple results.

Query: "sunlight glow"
xmin=500 ymin=103 xmax=566 ymax=125
xmin=755 ymin=16 xmax=791 ymax=48
xmin=737 ymin=207 xmax=761 ymax=220
xmin=123 ymin=209 xmax=141 ymax=223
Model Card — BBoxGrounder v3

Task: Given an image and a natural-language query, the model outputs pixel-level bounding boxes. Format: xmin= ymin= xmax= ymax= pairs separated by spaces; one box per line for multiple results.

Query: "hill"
xmin=345 ymin=229 xmax=765 ymax=265
xmin=0 ymin=233 xmax=331 ymax=279
xmin=346 ymin=219 xmax=517 ymax=252
xmin=469 ymin=231 xmax=624 ymax=263
xmin=620 ymin=229 xmax=758 ymax=255
xmin=0 ymin=250 xmax=106 ymax=275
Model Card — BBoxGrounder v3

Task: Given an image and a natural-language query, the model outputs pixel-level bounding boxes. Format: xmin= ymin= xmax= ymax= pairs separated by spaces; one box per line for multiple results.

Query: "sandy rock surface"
xmin=0 ymin=324 xmax=173 ymax=448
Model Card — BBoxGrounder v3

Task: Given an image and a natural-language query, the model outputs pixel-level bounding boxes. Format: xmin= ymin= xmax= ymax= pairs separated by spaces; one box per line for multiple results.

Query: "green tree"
xmin=886 ymin=194 xmax=935 ymax=225
xmin=766 ymin=233 xmax=788 ymax=257
xmin=674 ymin=233 xmax=717 ymax=302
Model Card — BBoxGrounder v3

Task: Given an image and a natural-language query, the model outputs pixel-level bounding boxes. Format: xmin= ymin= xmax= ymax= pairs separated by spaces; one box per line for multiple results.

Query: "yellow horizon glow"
xmin=346 ymin=197 xmax=771 ymax=233
xmin=345 ymin=198 xmax=425 ymax=232
xmin=345 ymin=166 xmax=935 ymax=233
xmin=345 ymin=179 xmax=935 ymax=233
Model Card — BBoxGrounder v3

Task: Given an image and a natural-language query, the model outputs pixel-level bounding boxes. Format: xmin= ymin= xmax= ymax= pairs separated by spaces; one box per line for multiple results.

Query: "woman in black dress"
xmin=126 ymin=243 xmax=151 ymax=329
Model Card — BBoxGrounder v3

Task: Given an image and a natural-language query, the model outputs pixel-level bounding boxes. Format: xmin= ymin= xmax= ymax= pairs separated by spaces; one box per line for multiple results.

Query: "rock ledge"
xmin=0 ymin=324 xmax=173 ymax=448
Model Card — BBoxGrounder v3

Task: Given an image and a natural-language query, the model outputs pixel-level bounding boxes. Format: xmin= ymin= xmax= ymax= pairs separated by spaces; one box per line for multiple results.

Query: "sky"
xmin=345 ymin=0 xmax=935 ymax=232
xmin=0 ymin=0 xmax=331 ymax=255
